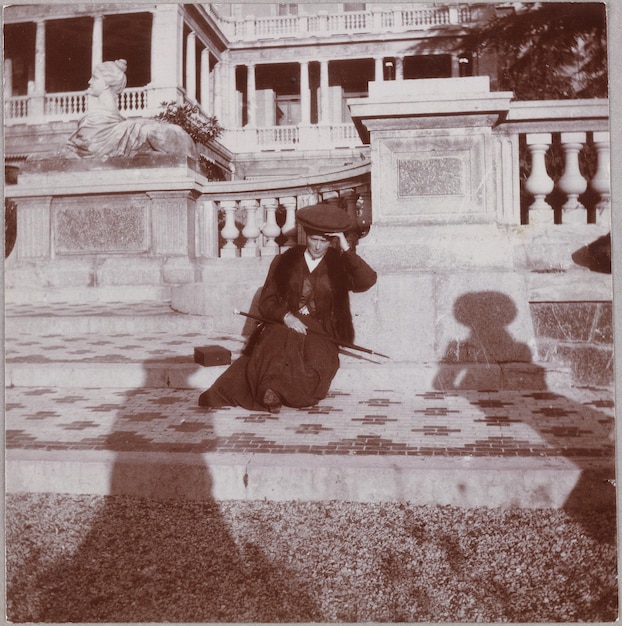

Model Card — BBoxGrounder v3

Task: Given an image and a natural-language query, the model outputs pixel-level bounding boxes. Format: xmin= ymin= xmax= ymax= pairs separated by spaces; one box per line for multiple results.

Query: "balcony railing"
xmin=45 ymin=92 xmax=88 ymax=117
xmin=214 ymin=4 xmax=471 ymax=42
xmin=5 ymin=95 xmax=29 ymax=119
xmin=5 ymin=86 xmax=154 ymax=124
xmin=222 ymin=123 xmax=365 ymax=152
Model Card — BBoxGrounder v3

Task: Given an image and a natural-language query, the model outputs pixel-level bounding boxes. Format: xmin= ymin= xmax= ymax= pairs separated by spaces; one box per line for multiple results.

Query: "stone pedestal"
xmin=7 ymin=156 xmax=201 ymax=289
xmin=347 ymin=78 xmax=541 ymax=381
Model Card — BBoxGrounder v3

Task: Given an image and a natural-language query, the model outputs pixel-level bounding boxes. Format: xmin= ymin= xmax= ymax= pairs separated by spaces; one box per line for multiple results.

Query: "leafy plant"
xmin=461 ymin=2 xmax=608 ymax=100
xmin=154 ymin=101 xmax=224 ymax=146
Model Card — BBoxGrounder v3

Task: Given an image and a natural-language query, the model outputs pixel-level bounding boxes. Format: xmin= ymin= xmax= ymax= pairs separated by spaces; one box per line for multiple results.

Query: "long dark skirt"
xmin=199 ymin=318 xmax=339 ymax=411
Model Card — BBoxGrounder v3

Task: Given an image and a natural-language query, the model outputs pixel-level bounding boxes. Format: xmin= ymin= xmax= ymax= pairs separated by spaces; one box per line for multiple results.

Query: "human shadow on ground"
xmin=12 ymin=358 xmax=321 ymax=623
xmin=432 ymin=291 xmax=616 ymax=534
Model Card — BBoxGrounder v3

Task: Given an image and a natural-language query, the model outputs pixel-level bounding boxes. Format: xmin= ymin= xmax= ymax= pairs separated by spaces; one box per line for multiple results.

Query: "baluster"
xmin=590 ymin=131 xmax=611 ymax=226
xmin=220 ymin=200 xmax=240 ymax=257
xmin=260 ymin=197 xmax=281 ymax=256
xmin=524 ymin=133 xmax=554 ymax=224
xmin=558 ymin=131 xmax=587 ymax=223
xmin=280 ymin=196 xmax=297 ymax=249
xmin=240 ymin=198 xmax=260 ymax=257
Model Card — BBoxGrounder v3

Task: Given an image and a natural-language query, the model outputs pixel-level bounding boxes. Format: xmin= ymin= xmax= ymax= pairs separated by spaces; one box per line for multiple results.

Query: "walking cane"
xmin=234 ymin=309 xmax=390 ymax=359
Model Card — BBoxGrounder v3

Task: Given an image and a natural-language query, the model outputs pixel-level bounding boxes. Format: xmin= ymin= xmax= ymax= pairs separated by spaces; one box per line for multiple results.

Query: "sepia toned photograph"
xmin=3 ymin=0 xmax=618 ymax=622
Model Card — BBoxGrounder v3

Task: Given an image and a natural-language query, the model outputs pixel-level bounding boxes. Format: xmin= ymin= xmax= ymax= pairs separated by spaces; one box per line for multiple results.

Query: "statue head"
xmin=92 ymin=59 xmax=128 ymax=95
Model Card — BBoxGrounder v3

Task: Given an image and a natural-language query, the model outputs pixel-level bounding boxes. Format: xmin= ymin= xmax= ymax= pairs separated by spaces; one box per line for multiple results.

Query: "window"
xmin=344 ymin=3 xmax=365 ymax=11
xmin=278 ymin=4 xmax=298 ymax=16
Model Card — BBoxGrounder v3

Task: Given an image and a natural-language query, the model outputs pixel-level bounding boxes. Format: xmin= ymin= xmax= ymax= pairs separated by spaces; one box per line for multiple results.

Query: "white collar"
xmin=304 ymin=249 xmax=324 ymax=272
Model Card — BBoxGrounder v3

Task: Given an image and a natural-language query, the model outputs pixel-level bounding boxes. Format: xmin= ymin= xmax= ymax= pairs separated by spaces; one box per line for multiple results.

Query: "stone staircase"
xmin=4 ymin=288 xmax=616 ymax=509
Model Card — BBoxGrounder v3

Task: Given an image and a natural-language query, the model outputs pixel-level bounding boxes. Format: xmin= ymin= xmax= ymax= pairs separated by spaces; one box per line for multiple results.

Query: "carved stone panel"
xmin=372 ymin=129 xmax=494 ymax=223
xmin=398 ymin=157 xmax=464 ymax=197
xmin=53 ymin=195 xmax=149 ymax=254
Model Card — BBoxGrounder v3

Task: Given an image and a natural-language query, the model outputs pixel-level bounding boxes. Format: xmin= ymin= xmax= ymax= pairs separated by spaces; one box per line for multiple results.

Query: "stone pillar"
xmin=451 ymin=54 xmax=460 ymax=78
xmin=395 ymin=56 xmax=404 ymax=80
xmin=346 ymin=77 xmax=534 ymax=369
xmin=16 ymin=196 xmax=52 ymax=259
xmin=147 ymin=191 xmax=191 ymax=256
xmin=196 ymin=197 xmax=219 ymax=258
xmin=185 ymin=32 xmax=197 ymax=101
xmin=31 ymin=20 xmax=46 ymax=117
xmin=374 ymin=57 xmax=384 ymax=82
xmin=150 ymin=6 xmax=182 ymax=106
xmin=200 ymin=48 xmax=210 ymax=113
xmin=4 ymin=58 xmax=12 ymax=96
xmin=320 ymin=59 xmax=329 ymax=124
xmin=300 ymin=61 xmax=311 ymax=125
xmin=246 ymin=63 xmax=256 ymax=127
xmin=92 ymin=15 xmax=103 ymax=71
xmin=213 ymin=61 xmax=222 ymax=120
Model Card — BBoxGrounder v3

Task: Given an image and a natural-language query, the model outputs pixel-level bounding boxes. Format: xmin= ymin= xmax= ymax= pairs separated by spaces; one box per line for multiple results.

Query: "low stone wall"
xmin=531 ymin=301 xmax=614 ymax=387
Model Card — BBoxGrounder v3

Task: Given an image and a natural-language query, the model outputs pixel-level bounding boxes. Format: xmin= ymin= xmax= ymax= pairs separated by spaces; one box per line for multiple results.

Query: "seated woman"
xmin=65 ymin=59 xmax=196 ymax=159
xmin=199 ymin=203 xmax=377 ymax=413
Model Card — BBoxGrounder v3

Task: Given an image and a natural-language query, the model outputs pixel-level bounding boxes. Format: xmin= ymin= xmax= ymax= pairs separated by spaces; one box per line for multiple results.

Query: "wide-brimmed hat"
xmin=296 ymin=203 xmax=353 ymax=233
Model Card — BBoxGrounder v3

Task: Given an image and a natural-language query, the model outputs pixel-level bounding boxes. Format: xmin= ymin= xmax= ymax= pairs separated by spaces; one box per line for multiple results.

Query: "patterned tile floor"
xmin=5 ymin=330 xmax=245 ymax=364
xmin=4 ymin=299 xmax=616 ymax=468
xmin=5 ymin=385 xmax=616 ymax=467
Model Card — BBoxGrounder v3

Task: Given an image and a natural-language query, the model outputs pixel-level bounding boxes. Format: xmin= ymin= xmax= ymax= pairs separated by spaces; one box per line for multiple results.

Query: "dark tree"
xmin=462 ymin=2 xmax=608 ymax=99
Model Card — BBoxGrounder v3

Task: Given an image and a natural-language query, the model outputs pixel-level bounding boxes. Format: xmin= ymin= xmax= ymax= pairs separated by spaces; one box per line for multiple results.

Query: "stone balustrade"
xmin=499 ymin=99 xmax=610 ymax=226
xmin=5 ymin=86 xmax=167 ymax=125
xmin=214 ymin=4 xmax=472 ymax=41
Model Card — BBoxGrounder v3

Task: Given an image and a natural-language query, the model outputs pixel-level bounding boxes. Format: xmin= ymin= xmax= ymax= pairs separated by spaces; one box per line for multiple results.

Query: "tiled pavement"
xmin=4 ymin=298 xmax=618 ymax=507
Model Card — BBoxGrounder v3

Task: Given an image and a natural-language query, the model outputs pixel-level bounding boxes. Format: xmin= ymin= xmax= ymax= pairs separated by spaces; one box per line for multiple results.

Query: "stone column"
xmin=213 ymin=61 xmax=222 ymax=120
xmin=300 ymin=61 xmax=310 ymax=125
xmin=92 ymin=15 xmax=103 ymax=71
xmin=374 ymin=57 xmax=384 ymax=82
xmin=246 ymin=62 xmax=256 ymax=127
xmin=320 ymin=59 xmax=329 ymax=124
xmin=5 ymin=58 xmax=12 ymax=96
xmin=395 ymin=56 xmax=404 ymax=80
xmin=451 ymin=54 xmax=460 ymax=78
xmin=31 ymin=20 xmax=46 ymax=116
xmin=150 ymin=6 xmax=182 ymax=107
xmin=200 ymin=48 xmax=210 ymax=113
xmin=185 ymin=31 xmax=197 ymax=101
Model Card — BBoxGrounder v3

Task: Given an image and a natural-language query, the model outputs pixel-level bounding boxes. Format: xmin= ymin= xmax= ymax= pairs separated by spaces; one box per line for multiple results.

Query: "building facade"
xmin=4 ymin=2 xmax=496 ymax=179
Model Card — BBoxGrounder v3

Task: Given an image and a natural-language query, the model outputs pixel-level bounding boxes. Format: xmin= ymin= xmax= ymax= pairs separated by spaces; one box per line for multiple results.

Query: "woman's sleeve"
xmin=257 ymin=255 xmax=290 ymax=322
xmin=341 ymin=249 xmax=377 ymax=293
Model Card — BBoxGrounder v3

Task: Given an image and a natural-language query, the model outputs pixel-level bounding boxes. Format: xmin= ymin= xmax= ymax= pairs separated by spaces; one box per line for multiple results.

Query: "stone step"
xmin=4 ymin=285 xmax=172 ymax=305
xmin=6 ymin=313 xmax=213 ymax=334
xmin=5 ymin=349 xmax=573 ymax=394
xmin=5 ymin=384 xmax=616 ymax=508
xmin=5 ymin=301 xmax=214 ymax=334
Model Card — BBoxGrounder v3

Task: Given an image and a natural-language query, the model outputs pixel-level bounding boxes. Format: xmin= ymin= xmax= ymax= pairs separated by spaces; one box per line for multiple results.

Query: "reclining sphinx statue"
xmin=64 ymin=59 xmax=196 ymax=160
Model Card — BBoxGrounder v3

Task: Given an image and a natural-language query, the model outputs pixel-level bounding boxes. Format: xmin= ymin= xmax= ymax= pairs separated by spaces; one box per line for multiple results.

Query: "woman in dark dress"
xmin=198 ymin=203 xmax=377 ymax=412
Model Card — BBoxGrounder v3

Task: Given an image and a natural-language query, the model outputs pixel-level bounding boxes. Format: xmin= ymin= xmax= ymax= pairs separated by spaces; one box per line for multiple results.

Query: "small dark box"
xmin=194 ymin=345 xmax=232 ymax=366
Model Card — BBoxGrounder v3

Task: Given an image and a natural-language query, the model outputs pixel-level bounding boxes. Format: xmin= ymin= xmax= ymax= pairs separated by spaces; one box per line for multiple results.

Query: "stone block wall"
xmin=530 ymin=301 xmax=614 ymax=387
